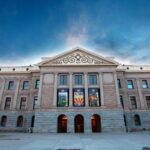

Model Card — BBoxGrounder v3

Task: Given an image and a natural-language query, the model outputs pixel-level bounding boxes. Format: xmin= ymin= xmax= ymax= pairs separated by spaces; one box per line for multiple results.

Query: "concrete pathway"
xmin=0 ymin=132 xmax=149 ymax=150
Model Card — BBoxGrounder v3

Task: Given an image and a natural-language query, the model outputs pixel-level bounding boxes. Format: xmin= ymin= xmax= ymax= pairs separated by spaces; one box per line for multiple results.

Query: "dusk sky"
xmin=0 ymin=0 xmax=150 ymax=65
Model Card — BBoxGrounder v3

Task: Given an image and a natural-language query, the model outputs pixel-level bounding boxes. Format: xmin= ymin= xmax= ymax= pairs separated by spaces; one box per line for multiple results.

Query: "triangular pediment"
xmin=39 ymin=47 xmax=119 ymax=66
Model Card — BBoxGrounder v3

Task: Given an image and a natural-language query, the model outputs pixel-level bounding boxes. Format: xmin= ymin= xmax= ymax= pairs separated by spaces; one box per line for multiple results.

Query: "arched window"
xmin=134 ymin=114 xmax=141 ymax=126
xmin=17 ymin=116 xmax=23 ymax=127
xmin=1 ymin=116 xmax=7 ymax=127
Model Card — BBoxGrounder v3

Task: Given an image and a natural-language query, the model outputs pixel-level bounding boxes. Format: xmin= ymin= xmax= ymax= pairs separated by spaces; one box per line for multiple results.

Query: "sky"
xmin=0 ymin=0 xmax=150 ymax=65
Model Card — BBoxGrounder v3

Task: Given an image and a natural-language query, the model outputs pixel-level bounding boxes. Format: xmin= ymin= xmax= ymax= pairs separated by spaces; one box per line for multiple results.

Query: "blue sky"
xmin=0 ymin=0 xmax=150 ymax=65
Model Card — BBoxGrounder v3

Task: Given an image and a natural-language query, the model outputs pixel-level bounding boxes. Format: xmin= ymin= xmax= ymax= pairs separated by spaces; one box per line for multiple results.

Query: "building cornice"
xmin=0 ymin=65 xmax=40 ymax=74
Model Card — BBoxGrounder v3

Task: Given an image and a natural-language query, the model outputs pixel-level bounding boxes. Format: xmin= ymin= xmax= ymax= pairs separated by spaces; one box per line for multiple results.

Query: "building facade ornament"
xmin=51 ymin=52 xmax=109 ymax=65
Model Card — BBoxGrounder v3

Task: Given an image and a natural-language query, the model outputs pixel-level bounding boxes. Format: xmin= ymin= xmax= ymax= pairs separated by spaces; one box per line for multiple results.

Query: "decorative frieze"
xmin=52 ymin=52 xmax=110 ymax=65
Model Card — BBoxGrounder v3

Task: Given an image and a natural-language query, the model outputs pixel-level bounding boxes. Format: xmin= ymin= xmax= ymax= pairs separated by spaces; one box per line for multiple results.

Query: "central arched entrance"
xmin=91 ymin=114 xmax=101 ymax=132
xmin=74 ymin=114 xmax=84 ymax=133
xmin=57 ymin=114 xmax=67 ymax=133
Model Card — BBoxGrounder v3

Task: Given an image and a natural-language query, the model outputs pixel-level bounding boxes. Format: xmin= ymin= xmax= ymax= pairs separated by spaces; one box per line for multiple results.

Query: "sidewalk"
xmin=0 ymin=132 xmax=149 ymax=150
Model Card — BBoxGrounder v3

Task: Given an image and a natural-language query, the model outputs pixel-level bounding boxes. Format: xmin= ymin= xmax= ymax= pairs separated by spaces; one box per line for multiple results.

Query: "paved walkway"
xmin=0 ymin=132 xmax=150 ymax=150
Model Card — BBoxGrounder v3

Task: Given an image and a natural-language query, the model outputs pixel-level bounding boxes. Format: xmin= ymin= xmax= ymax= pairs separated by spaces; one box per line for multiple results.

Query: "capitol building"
xmin=0 ymin=47 xmax=149 ymax=133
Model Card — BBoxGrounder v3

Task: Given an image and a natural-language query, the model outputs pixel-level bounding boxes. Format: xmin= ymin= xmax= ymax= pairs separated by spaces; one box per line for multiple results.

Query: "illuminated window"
xmin=127 ymin=80 xmax=134 ymax=89
xmin=142 ymin=80 xmax=148 ymax=89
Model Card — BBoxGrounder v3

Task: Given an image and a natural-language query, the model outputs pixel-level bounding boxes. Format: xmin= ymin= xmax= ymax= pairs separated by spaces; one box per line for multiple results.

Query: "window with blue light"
xmin=59 ymin=74 xmax=68 ymax=85
xmin=127 ymin=80 xmax=134 ymax=89
xmin=89 ymin=74 xmax=97 ymax=85
xmin=74 ymin=74 xmax=83 ymax=85
xmin=142 ymin=80 xmax=148 ymax=89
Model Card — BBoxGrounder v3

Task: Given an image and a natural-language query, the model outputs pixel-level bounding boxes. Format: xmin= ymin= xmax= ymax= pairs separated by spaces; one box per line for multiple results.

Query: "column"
xmin=37 ymin=73 xmax=43 ymax=108
xmin=84 ymin=72 xmax=88 ymax=107
xmin=13 ymin=79 xmax=20 ymax=110
xmin=53 ymin=73 xmax=58 ymax=107
xmin=99 ymin=72 xmax=104 ymax=106
xmin=136 ymin=78 xmax=145 ymax=109
xmin=69 ymin=73 xmax=73 ymax=107
xmin=0 ymin=78 xmax=5 ymax=109
xmin=114 ymin=72 xmax=121 ymax=107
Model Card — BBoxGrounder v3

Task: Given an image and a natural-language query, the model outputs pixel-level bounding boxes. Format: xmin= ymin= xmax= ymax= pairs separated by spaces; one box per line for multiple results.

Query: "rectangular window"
xmin=23 ymin=81 xmax=29 ymax=90
xmin=59 ymin=74 xmax=68 ymax=85
xmin=57 ymin=89 xmax=69 ymax=107
xmin=4 ymin=97 xmax=11 ymax=110
xmin=74 ymin=74 xmax=83 ymax=85
xmin=35 ymin=79 xmax=40 ymax=89
xmin=88 ymin=88 xmax=100 ymax=107
xmin=8 ymin=81 xmax=14 ymax=90
xmin=120 ymin=95 xmax=124 ymax=108
xmin=89 ymin=74 xmax=97 ymax=85
xmin=33 ymin=96 xmax=38 ymax=109
xmin=117 ymin=79 xmax=121 ymax=88
xmin=142 ymin=80 xmax=148 ymax=89
xmin=146 ymin=96 xmax=150 ymax=108
xmin=130 ymin=96 xmax=137 ymax=109
xmin=127 ymin=80 xmax=134 ymax=89
xmin=73 ymin=88 xmax=85 ymax=107
xmin=20 ymin=97 xmax=26 ymax=110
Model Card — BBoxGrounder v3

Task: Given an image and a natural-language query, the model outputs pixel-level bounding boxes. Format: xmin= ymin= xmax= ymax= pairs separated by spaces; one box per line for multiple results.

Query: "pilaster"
xmin=69 ymin=73 xmax=73 ymax=107
xmin=13 ymin=79 xmax=20 ymax=110
xmin=38 ymin=73 xmax=43 ymax=109
xmin=84 ymin=72 xmax=88 ymax=107
xmin=136 ymin=78 xmax=145 ymax=109
xmin=0 ymin=78 xmax=5 ymax=109
xmin=53 ymin=73 xmax=58 ymax=107
xmin=114 ymin=72 xmax=121 ymax=107
xmin=99 ymin=72 xmax=104 ymax=106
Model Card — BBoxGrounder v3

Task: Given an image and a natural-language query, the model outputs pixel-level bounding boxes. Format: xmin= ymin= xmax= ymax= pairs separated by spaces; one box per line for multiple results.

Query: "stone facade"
xmin=0 ymin=47 xmax=149 ymax=133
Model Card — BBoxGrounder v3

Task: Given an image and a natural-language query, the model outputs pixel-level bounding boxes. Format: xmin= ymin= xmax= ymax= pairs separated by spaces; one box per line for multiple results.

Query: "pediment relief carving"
xmin=51 ymin=52 xmax=110 ymax=65
xmin=40 ymin=48 xmax=118 ymax=66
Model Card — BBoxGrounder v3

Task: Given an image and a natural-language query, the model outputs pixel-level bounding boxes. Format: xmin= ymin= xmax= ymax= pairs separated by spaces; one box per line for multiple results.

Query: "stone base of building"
xmin=0 ymin=111 xmax=34 ymax=132
xmin=124 ymin=110 xmax=150 ymax=132
xmin=33 ymin=109 xmax=126 ymax=133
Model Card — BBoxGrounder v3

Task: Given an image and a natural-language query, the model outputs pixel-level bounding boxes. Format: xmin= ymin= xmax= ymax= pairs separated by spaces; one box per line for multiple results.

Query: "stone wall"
xmin=33 ymin=109 xmax=125 ymax=133
xmin=124 ymin=111 xmax=150 ymax=131
xmin=0 ymin=111 xmax=34 ymax=132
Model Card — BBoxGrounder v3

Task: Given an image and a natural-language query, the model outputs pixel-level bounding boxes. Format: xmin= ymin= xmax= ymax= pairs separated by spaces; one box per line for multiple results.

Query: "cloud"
xmin=58 ymin=6 xmax=90 ymax=48
xmin=91 ymin=31 xmax=150 ymax=65
xmin=65 ymin=27 xmax=87 ymax=47
xmin=1 ymin=0 xmax=150 ymax=66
